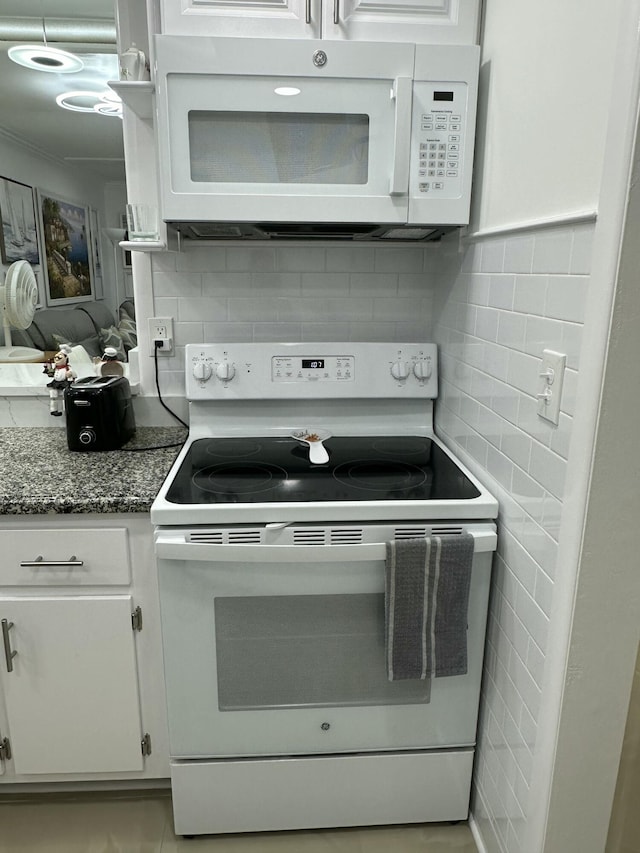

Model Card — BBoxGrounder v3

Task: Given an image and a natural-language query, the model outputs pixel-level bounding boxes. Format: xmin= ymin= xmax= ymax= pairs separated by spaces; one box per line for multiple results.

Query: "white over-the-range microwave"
xmin=154 ymin=36 xmax=480 ymax=242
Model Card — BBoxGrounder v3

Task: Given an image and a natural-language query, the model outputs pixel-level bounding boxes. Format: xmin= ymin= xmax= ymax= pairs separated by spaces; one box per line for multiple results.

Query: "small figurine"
xmin=96 ymin=346 xmax=124 ymax=378
xmin=43 ymin=344 xmax=76 ymax=417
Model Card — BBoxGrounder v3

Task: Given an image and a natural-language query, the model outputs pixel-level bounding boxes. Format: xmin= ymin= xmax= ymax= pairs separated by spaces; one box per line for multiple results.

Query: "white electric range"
xmin=151 ymin=342 xmax=497 ymax=837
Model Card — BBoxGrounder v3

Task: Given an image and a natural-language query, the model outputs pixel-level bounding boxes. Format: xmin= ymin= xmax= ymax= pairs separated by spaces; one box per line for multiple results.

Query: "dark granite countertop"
xmin=0 ymin=427 xmax=186 ymax=515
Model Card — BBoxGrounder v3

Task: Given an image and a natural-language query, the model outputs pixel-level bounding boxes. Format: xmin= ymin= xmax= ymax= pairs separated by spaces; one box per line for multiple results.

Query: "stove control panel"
xmin=272 ymin=355 xmax=354 ymax=383
xmin=186 ymin=343 xmax=438 ymax=399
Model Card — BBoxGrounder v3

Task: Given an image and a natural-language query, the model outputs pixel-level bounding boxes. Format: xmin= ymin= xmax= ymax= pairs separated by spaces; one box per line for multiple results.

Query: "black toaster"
xmin=65 ymin=376 xmax=136 ymax=451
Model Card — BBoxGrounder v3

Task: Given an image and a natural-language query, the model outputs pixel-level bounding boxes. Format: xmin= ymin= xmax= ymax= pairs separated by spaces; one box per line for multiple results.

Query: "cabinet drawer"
xmin=0 ymin=529 xmax=130 ymax=586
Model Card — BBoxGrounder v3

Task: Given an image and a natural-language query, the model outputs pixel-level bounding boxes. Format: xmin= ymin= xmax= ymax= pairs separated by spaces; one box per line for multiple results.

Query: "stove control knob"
xmin=390 ymin=360 xmax=410 ymax=381
xmin=413 ymin=359 xmax=432 ymax=380
xmin=192 ymin=361 xmax=213 ymax=382
xmin=216 ymin=362 xmax=236 ymax=382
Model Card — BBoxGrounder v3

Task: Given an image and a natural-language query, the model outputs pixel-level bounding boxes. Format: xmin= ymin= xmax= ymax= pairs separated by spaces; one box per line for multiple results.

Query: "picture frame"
xmin=38 ymin=190 xmax=94 ymax=306
xmin=0 ymin=176 xmax=40 ymax=265
xmin=89 ymin=207 xmax=104 ymax=300
xmin=120 ymin=213 xmax=132 ymax=268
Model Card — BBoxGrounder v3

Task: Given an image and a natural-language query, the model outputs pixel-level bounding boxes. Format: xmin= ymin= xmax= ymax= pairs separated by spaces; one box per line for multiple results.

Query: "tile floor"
xmin=0 ymin=791 xmax=478 ymax=852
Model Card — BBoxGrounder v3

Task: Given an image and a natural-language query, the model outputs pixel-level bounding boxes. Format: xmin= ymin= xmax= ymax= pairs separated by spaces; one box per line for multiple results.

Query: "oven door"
xmin=155 ymin=525 xmax=494 ymax=759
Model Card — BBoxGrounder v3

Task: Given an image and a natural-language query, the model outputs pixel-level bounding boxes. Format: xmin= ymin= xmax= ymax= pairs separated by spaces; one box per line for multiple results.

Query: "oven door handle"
xmin=155 ymin=530 xmax=497 ymax=562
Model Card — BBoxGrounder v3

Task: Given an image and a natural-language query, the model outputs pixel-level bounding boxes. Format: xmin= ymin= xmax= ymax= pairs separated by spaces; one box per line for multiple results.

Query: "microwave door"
xmin=158 ymin=74 xmax=412 ymax=224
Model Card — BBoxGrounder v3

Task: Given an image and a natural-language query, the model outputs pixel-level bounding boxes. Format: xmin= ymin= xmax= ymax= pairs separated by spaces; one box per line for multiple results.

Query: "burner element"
xmin=372 ymin=437 xmax=432 ymax=457
xmin=204 ymin=439 xmax=263 ymax=458
xmin=333 ymin=460 xmax=428 ymax=493
xmin=193 ymin=462 xmax=288 ymax=495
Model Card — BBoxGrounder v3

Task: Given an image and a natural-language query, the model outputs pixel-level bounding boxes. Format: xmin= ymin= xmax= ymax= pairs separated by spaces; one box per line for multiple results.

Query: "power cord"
xmin=121 ymin=342 xmax=188 ymax=452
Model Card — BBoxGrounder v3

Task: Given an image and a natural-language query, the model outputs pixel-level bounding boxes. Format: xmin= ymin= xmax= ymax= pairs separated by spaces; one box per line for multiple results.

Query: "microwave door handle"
xmin=389 ymin=77 xmax=413 ymax=197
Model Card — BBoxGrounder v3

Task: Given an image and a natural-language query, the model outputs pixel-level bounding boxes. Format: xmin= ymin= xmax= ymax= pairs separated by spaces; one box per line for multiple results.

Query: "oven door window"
xmin=214 ymin=593 xmax=430 ymax=711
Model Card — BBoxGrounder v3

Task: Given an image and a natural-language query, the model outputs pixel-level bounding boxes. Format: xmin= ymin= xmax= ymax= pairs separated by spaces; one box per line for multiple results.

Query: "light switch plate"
xmin=537 ymin=349 xmax=566 ymax=425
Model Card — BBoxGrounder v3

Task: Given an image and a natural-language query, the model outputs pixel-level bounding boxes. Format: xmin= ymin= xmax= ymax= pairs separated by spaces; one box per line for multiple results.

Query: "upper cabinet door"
xmin=323 ymin=0 xmax=481 ymax=44
xmin=158 ymin=0 xmax=481 ymax=43
xmin=160 ymin=0 xmax=322 ymax=38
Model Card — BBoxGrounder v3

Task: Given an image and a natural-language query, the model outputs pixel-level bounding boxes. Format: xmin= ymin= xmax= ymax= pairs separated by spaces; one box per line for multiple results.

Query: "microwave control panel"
xmin=411 ymin=81 xmax=469 ymax=201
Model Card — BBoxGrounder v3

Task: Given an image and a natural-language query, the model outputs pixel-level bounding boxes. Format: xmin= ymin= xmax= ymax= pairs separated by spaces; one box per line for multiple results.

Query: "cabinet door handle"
xmin=20 ymin=555 xmax=84 ymax=568
xmin=305 ymin=0 xmax=311 ymax=24
xmin=1 ymin=619 xmax=17 ymax=673
xmin=333 ymin=0 xmax=339 ymax=24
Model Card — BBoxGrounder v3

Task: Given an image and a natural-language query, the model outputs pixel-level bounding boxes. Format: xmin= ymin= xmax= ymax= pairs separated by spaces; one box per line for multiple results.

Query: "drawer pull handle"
xmin=20 ymin=555 xmax=84 ymax=568
xmin=1 ymin=619 xmax=17 ymax=673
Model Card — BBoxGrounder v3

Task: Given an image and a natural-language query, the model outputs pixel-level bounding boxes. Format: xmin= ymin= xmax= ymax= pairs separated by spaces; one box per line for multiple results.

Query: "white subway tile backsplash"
xmin=202 ymin=322 xmax=253 ymax=341
xmin=395 ymin=320 xmax=432 ymax=340
xmin=523 ymin=315 xmax=565 ymax=357
xmin=350 ymin=273 xmax=399 ymax=295
xmin=252 ymin=323 xmax=303 ymax=341
xmin=301 ymin=272 xmax=349 ymax=293
xmin=374 ymin=246 xmax=425 ymax=273
xmin=301 ymin=323 xmax=351 ymax=341
xmin=433 ymin=223 xmax=592 ymax=853
xmin=398 ymin=273 xmax=433 ymax=295
xmin=489 ymin=275 xmax=516 ymax=310
xmin=276 ymin=247 xmax=325 ymax=272
xmin=532 ymin=228 xmax=573 ymax=274
xmin=226 ymin=247 xmax=275 ymax=272
xmin=372 ymin=297 xmax=426 ymax=321
xmin=468 ymin=273 xmax=491 ymax=305
xmin=153 ymin=270 xmax=203 ymax=298
xmin=475 ymin=306 xmax=500 ymax=341
xmin=503 ymin=235 xmax=534 ymax=274
xmin=179 ymin=296 xmax=229 ymax=322
xmin=497 ymin=311 xmax=527 ymax=348
xmin=481 ymin=239 xmax=506 ymax=273
xmin=249 ymin=272 xmax=302 ymax=294
xmin=513 ymin=274 xmax=548 ymax=315
xmin=176 ymin=246 xmax=227 ymax=272
xmin=227 ymin=298 xmax=277 ymax=321
xmin=201 ymin=272 xmax=253 ymax=295
xmin=545 ymin=275 xmax=588 ymax=322
xmin=570 ymin=224 xmax=595 ymax=275
xmin=528 ymin=442 xmax=567 ymax=500
xmin=173 ymin=322 xmax=204 ymax=346
xmin=281 ymin=297 xmax=374 ymax=322
xmin=326 ymin=247 xmax=376 ymax=272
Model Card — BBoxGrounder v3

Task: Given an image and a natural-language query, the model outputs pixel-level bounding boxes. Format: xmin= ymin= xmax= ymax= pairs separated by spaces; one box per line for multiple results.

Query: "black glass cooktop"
xmin=165 ymin=436 xmax=481 ymax=505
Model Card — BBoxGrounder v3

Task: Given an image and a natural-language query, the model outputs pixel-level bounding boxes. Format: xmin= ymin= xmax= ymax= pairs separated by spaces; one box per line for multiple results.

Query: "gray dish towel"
xmin=385 ymin=533 xmax=474 ymax=681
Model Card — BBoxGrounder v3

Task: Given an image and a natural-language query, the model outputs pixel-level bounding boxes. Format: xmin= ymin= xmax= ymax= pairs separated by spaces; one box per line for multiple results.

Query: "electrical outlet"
xmin=148 ymin=317 xmax=174 ymax=356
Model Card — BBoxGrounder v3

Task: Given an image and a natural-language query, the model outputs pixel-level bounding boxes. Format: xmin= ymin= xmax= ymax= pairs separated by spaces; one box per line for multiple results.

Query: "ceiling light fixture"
xmin=7 ymin=17 xmax=84 ymax=74
xmin=56 ymin=90 xmax=122 ymax=118
xmin=8 ymin=44 xmax=84 ymax=73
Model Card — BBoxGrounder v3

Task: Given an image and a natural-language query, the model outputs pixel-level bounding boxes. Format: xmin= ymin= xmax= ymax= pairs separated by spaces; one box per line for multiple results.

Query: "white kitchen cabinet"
xmin=0 ymin=596 xmax=143 ymax=775
xmin=158 ymin=0 xmax=482 ymax=44
xmin=0 ymin=515 xmax=169 ymax=786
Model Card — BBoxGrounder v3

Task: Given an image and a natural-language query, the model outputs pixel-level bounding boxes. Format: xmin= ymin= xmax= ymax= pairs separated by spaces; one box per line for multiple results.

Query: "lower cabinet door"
xmin=0 ymin=595 xmax=143 ymax=775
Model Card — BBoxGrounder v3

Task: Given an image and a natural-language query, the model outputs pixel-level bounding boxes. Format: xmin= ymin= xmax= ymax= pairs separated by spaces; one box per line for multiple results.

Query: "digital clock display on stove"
xmin=302 ymin=359 xmax=325 ymax=369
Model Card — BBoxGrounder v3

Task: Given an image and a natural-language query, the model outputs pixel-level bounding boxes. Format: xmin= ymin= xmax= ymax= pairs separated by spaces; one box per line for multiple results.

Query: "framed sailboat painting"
xmin=0 ymin=177 xmax=40 ymax=265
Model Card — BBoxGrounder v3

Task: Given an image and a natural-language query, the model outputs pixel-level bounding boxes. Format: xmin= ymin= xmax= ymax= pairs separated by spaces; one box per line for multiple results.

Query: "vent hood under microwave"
xmin=154 ymin=37 xmax=480 ymax=242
